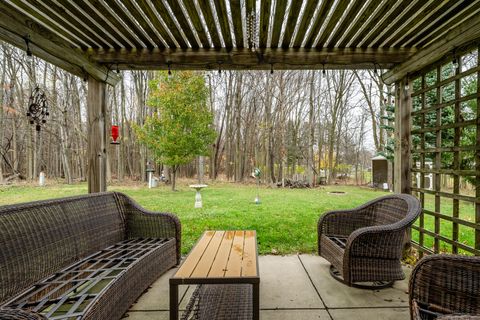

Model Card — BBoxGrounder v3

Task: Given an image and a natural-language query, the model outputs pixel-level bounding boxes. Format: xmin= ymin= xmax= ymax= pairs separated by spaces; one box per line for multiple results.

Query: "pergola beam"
xmin=88 ymin=47 xmax=417 ymax=70
xmin=0 ymin=2 xmax=120 ymax=86
xmin=382 ymin=12 xmax=480 ymax=85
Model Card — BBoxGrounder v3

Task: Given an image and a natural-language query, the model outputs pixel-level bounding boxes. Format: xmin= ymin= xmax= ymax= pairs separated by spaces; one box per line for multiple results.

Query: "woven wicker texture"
xmin=182 ymin=284 xmax=253 ymax=320
xmin=0 ymin=309 xmax=46 ymax=319
xmin=318 ymin=194 xmax=421 ymax=286
xmin=0 ymin=192 xmax=181 ymax=319
xmin=410 ymin=254 xmax=480 ymax=320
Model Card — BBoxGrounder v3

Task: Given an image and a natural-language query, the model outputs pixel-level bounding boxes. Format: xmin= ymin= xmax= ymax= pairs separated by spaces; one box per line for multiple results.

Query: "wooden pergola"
xmin=0 ymin=0 xmax=479 ymax=255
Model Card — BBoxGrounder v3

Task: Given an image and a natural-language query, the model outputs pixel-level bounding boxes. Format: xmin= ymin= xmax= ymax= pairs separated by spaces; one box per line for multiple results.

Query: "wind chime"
xmin=26 ymin=86 xmax=49 ymax=131
xmin=246 ymin=10 xmax=257 ymax=51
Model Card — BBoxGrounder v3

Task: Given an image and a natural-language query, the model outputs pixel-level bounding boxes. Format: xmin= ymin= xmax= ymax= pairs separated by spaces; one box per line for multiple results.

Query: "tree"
xmin=134 ymin=71 xmax=216 ymax=190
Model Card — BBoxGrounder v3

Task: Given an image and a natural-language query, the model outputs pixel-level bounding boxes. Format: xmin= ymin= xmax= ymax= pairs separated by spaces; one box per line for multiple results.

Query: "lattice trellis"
xmin=410 ymin=43 xmax=480 ymax=256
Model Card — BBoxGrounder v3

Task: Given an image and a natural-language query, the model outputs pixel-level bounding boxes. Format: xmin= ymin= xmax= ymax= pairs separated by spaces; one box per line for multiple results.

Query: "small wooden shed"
xmin=372 ymin=155 xmax=390 ymax=189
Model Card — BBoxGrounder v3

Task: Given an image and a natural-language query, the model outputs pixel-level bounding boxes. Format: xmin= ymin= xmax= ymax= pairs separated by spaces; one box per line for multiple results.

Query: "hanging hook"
xmin=23 ymin=34 xmax=32 ymax=57
xmin=218 ymin=61 xmax=222 ymax=75
xmin=404 ymin=73 xmax=410 ymax=91
xmin=451 ymin=48 xmax=459 ymax=71
xmin=82 ymin=67 xmax=88 ymax=82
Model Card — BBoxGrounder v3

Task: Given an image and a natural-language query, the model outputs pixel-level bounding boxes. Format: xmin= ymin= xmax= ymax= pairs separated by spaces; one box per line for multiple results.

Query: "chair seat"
xmin=5 ymin=238 xmax=176 ymax=319
xmin=327 ymin=236 xmax=348 ymax=249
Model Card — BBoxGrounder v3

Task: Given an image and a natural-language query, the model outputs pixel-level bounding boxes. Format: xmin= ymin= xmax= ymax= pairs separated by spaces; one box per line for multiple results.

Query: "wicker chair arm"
xmin=409 ymin=255 xmax=480 ymax=319
xmin=0 ymin=308 xmax=46 ymax=319
xmin=115 ymin=192 xmax=182 ymax=264
xmin=345 ymin=224 xmax=408 ymax=259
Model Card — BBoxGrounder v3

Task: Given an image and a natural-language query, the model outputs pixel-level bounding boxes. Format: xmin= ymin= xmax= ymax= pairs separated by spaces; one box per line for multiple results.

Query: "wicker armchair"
xmin=409 ymin=254 xmax=480 ymax=320
xmin=318 ymin=194 xmax=421 ymax=289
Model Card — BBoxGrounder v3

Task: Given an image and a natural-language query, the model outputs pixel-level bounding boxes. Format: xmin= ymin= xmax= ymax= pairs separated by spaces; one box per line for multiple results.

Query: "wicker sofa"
xmin=318 ymin=194 xmax=421 ymax=288
xmin=0 ymin=192 xmax=181 ymax=319
xmin=410 ymin=254 xmax=480 ymax=320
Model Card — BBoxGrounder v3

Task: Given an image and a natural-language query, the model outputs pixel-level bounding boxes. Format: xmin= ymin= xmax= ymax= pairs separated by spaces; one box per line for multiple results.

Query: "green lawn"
xmin=0 ymin=182 xmax=389 ymax=254
xmin=414 ymin=193 xmax=477 ymax=254
xmin=0 ymin=182 xmax=475 ymax=255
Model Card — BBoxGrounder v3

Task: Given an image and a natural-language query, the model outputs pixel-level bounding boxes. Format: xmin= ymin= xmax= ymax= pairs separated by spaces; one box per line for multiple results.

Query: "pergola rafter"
xmin=1 ymin=0 xmax=478 ymax=75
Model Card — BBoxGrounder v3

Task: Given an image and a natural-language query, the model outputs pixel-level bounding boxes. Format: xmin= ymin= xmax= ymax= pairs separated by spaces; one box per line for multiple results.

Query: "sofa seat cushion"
xmin=4 ymin=238 xmax=177 ymax=319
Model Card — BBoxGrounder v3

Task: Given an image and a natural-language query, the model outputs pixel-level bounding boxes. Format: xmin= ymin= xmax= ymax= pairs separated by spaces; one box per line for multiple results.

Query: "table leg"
xmin=170 ymin=283 xmax=178 ymax=320
xmin=253 ymin=282 xmax=260 ymax=320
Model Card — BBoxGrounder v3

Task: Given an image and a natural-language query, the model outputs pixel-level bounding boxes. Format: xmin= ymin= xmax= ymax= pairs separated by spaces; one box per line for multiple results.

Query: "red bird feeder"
xmin=111 ymin=125 xmax=120 ymax=145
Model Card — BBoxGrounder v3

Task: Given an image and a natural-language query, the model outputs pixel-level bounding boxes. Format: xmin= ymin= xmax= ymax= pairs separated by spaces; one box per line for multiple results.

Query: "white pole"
xmin=39 ymin=171 xmax=45 ymax=186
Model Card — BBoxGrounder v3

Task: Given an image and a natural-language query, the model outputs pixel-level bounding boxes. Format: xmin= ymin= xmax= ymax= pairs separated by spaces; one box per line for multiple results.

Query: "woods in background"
xmin=0 ymin=42 xmax=392 ymax=186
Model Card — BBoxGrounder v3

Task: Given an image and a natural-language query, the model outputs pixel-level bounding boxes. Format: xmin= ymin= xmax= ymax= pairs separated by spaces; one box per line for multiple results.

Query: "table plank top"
xmin=172 ymin=230 xmax=258 ymax=281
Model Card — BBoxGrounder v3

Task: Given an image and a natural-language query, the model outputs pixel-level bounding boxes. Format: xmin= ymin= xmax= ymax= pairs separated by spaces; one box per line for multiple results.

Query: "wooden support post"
xmin=434 ymin=65 xmax=441 ymax=254
xmin=394 ymin=77 xmax=412 ymax=194
xmin=87 ymin=77 xmax=107 ymax=193
xmin=395 ymin=77 xmax=413 ymax=254
xmin=476 ymin=45 xmax=480 ymax=254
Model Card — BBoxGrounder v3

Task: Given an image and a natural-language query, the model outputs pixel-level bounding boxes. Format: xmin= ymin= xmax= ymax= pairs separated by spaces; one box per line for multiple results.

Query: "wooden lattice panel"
xmin=410 ymin=43 xmax=480 ymax=256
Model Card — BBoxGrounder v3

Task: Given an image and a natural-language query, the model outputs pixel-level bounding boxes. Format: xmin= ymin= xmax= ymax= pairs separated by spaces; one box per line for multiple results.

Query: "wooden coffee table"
xmin=170 ymin=230 xmax=259 ymax=320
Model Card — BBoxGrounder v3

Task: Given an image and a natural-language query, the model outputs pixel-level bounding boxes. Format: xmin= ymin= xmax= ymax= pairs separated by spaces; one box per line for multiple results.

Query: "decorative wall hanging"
xmin=26 ymin=86 xmax=49 ymax=131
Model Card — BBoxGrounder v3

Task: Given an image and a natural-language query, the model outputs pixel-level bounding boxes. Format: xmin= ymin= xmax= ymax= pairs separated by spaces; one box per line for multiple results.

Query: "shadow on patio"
xmin=126 ymin=255 xmax=411 ymax=320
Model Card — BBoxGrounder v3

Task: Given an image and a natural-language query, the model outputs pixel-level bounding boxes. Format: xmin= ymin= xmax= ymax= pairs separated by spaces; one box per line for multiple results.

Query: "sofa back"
xmin=0 ymin=192 xmax=126 ymax=304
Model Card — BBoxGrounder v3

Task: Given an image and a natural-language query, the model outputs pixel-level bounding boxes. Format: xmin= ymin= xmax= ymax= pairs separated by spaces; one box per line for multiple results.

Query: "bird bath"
xmin=189 ymin=184 xmax=208 ymax=208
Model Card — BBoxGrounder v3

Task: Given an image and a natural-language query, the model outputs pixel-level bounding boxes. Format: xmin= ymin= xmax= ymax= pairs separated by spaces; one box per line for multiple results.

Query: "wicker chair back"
xmin=369 ymin=197 xmax=409 ymax=226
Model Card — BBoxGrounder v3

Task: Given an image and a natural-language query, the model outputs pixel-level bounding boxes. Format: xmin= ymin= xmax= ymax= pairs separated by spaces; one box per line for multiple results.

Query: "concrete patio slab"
xmin=261 ymin=309 xmax=330 ymax=319
xmin=330 ymin=307 xmax=409 ymax=320
xmin=259 ymin=255 xmax=325 ymax=309
xmin=178 ymin=285 xmax=196 ymax=310
xmin=126 ymin=309 xmax=332 ymax=320
xmin=299 ymin=254 xmax=411 ymax=308
xmin=125 ymin=311 xmax=169 ymax=320
xmin=127 ymin=254 xmax=413 ymax=319
xmin=129 ymin=268 xmax=188 ymax=311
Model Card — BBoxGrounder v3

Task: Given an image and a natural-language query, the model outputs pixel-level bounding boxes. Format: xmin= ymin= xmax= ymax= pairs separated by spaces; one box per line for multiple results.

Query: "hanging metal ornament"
xmin=246 ymin=10 xmax=258 ymax=51
xmin=26 ymin=86 xmax=49 ymax=131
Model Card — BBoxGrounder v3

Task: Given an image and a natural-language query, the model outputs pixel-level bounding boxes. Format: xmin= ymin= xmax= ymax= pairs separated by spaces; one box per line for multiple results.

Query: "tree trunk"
xmin=198 ymin=156 xmax=204 ymax=184
xmin=234 ymin=73 xmax=243 ymax=182
xmin=0 ymin=51 xmax=5 ymax=183
xmin=171 ymin=165 xmax=177 ymax=191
